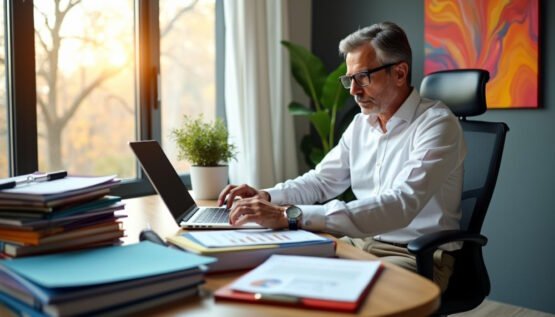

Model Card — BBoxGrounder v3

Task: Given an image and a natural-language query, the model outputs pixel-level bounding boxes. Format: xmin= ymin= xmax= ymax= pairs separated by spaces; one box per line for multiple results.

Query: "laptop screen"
xmin=129 ymin=140 xmax=196 ymax=222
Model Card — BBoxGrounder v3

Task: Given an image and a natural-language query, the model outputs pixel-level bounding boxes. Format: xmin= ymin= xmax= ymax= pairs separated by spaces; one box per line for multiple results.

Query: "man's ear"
xmin=394 ymin=62 xmax=409 ymax=86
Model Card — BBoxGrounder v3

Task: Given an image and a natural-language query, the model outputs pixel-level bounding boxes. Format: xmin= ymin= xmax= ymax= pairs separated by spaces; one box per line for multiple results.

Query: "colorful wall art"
xmin=424 ymin=0 xmax=539 ymax=108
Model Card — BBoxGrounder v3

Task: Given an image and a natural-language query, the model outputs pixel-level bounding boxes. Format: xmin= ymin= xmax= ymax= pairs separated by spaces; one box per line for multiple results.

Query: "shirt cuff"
xmin=263 ymin=188 xmax=285 ymax=204
xmin=298 ymin=205 xmax=326 ymax=231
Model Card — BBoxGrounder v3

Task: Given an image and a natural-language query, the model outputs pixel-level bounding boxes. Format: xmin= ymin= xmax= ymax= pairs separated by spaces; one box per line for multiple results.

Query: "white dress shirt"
xmin=266 ymin=89 xmax=466 ymax=250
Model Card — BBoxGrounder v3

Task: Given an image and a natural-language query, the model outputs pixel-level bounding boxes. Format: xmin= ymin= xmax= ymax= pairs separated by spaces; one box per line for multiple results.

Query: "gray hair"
xmin=339 ymin=22 xmax=412 ymax=84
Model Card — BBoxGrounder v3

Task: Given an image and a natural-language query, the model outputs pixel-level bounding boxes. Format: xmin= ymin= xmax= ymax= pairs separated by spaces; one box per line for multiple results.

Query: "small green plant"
xmin=281 ymin=40 xmax=351 ymax=167
xmin=171 ymin=115 xmax=237 ymax=166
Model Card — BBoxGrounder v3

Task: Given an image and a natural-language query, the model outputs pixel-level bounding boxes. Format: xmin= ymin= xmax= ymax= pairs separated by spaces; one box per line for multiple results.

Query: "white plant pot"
xmin=190 ymin=165 xmax=229 ymax=200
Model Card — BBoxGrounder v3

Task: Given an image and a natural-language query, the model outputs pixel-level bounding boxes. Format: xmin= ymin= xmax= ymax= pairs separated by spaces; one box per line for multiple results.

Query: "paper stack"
xmin=0 ymin=174 xmax=125 ymax=258
xmin=0 ymin=241 xmax=216 ymax=316
xmin=167 ymin=229 xmax=336 ymax=272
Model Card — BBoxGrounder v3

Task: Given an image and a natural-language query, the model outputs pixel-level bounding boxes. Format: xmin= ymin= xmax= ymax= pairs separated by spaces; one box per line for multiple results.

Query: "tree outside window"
xmin=29 ymin=0 xmax=215 ymax=179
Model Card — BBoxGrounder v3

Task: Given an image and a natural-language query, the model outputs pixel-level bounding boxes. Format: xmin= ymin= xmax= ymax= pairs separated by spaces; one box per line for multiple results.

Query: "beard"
xmin=355 ymin=95 xmax=382 ymax=115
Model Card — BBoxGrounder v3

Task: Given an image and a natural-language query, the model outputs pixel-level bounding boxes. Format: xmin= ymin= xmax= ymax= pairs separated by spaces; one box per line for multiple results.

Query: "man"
xmin=217 ymin=22 xmax=466 ymax=291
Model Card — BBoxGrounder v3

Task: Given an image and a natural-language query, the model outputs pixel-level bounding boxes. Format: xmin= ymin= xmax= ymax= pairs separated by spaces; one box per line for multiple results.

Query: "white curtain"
xmin=224 ymin=0 xmax=298 ymax=188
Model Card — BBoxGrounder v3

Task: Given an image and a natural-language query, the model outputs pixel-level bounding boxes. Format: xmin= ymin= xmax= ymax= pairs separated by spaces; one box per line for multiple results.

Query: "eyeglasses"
xmin=339 ymin=62 xmax=399 ymax=89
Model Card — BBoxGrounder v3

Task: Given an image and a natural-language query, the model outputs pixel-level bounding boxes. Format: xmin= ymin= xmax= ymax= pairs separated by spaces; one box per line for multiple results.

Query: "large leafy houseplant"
xmin=281 ymin=41 xmax=351 ymax=167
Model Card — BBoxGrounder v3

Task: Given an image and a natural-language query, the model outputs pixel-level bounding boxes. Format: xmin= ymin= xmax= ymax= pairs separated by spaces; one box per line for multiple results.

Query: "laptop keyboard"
xmin=193 ymin=208 xmax=229 ymax=223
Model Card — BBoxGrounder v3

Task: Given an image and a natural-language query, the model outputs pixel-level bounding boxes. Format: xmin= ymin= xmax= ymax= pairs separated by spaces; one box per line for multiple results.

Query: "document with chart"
xmin=230 ymin=255 xmax=382 ymax=302
xmin=186 ymin=229 xmax=328 ymax=248
xmin=167 ymin=230 xmax=335 ymax=272
xmin=214 ymin=254 xmax=383 ymax=312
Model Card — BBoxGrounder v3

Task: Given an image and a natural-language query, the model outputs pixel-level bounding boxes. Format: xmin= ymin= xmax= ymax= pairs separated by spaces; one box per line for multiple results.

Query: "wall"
xmin=310 ymin=0 xmax=555 ymax=313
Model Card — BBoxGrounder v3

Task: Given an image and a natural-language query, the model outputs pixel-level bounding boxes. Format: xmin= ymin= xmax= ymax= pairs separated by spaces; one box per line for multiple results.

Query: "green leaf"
xmin=321 ymin=62 xmax=350 ymax=112
xmin=309 ymin=147 xmax=325 ymax=166
xmin=300 ymin=135 xmax=316 ymax=167
xmin=288 ymin=102 xmax=313 ymax=116
xmin=281 ymin=41 xmax=327 ymax=111
xmin=309 ymin=110 xmax=331 ymax=149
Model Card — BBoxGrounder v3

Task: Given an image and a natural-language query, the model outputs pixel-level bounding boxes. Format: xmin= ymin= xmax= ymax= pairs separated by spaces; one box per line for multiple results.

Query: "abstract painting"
xmin=424 ymin=0 xmax=539 ymax=108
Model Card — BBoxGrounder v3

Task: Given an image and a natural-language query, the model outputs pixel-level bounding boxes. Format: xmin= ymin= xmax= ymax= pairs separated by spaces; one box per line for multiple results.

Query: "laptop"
xmin=129 ymin=140 xmax=261 ymax=229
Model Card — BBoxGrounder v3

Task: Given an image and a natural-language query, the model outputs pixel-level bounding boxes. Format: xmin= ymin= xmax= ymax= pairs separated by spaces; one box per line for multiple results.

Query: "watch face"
xmin=286 ymin=206 xmax=302 ymax=219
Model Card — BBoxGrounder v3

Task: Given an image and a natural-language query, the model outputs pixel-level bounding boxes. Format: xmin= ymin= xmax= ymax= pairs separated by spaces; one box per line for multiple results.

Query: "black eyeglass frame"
xmin=339 ymin=62 xmax=400 ymax=89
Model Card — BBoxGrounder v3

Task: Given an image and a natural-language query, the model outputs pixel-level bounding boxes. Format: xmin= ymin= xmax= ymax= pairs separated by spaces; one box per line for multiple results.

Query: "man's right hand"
xmin=217 ymin=184 xmax=271 ymax=209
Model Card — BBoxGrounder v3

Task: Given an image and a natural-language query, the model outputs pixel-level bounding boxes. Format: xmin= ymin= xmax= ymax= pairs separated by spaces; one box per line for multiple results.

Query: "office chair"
xmin=408 ymin=69 xmax=509 ymax=315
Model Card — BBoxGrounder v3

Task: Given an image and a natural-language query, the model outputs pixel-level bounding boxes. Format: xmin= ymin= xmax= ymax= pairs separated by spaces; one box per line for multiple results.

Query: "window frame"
xmin=4 ymin=0 xmax=224 ymax=199
xmin=5 ymin=0 xmax=38 ymax=175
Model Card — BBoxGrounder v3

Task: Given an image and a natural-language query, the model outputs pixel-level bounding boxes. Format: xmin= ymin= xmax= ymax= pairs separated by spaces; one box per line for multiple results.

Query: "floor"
xmin=454 ymin=300 xmax=554 ymax=317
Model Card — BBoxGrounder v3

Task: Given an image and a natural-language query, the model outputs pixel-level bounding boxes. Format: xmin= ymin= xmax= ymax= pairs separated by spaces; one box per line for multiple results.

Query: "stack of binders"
xmin=0 ymin=241 xmax=216 ymax=316
xmin=0 ymin=173 xmax=125 ymax=258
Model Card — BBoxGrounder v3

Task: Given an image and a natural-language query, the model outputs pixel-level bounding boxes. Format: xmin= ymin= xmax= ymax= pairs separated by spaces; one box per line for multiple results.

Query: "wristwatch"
xmin=285 ymin=205 xmax=302 ymax=230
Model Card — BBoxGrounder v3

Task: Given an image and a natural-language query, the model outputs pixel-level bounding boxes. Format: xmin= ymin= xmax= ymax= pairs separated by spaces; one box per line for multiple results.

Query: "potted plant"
xmin=281 ymin=40 xmax=351 ymax=167
xmin=282 ymin=41 xmax=355 ymax=201
xmin=171 ymin=115 xmax=237 ymax=199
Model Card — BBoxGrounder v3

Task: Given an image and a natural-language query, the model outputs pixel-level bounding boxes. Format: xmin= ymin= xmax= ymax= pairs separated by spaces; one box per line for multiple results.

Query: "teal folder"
xmin=0 ymin=241 xmax=216 ymax=304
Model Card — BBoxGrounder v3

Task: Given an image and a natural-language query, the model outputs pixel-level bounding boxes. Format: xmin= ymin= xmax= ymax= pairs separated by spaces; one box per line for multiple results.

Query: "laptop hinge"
xmin=181 ymin=206 xmax=198 ymax=222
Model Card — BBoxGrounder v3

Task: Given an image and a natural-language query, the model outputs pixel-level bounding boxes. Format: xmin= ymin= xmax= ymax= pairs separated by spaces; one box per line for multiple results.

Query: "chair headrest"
xmin=420 ymin=69 xmax=489 ymax=117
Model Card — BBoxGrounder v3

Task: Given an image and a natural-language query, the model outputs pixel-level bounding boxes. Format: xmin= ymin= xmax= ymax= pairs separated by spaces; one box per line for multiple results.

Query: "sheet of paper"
xmin=230 ymin=255 xmax=381 ymax=302
xmin=2 ymin=175 xmax=117 ymax=195
xmin=187 ymin=229 xmax=327 ymax=248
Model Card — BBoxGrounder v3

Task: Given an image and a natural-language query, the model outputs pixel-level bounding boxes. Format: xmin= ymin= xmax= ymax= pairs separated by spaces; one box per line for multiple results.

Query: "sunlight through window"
xmin=34 ymin=1 xmax=135 ymax=178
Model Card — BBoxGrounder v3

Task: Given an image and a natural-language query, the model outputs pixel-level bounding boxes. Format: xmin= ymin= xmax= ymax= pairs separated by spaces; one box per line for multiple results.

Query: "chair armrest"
xmin=407 ymin=230 xmax=488 ymax=280
xmin=408 ymin=230 xmax=488 ymax=254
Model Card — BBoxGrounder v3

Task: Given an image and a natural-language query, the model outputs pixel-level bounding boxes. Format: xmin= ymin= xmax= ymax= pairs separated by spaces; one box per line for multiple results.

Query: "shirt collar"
xmin=391 ymin=87 xmax=420 ymax=126
xmin=364 ymin=88 xmax=420 ymax=132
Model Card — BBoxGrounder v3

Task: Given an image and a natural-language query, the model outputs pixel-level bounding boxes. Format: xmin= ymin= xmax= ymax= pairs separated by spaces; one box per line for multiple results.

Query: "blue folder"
xmin=0 ymin=241 xmax=216 ymax=304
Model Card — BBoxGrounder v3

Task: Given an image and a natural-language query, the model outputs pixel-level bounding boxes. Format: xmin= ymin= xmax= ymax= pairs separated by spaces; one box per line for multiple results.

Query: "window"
xmin=0 ymin=2 xmax=7 ymax=178
xmin=34 ymin=1 xmax=136 ymax=178
xmin=160 ymin=0 xmax=216 ymax=173
xmin=4 ymin=0 xmax=220 ymax=197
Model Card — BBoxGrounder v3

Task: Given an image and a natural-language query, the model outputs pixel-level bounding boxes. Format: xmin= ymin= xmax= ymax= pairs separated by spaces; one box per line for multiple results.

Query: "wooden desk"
xmin=120 ymin=195 xmax=440 ymax=317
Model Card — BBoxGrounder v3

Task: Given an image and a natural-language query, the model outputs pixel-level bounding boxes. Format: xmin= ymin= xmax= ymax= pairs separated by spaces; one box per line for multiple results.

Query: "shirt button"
xmin=376 ymin=162 xmax=381 ymax=167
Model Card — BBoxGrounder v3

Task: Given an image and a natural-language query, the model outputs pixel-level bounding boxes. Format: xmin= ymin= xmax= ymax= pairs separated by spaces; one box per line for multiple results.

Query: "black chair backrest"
xmin=420 ymin=69 xmax=488 ymax=118
xmin=458 ymin=121 xmax=508 ymax=233
xmin=421 ymin=69 xmax=509 ymax=234
xmin=421 ymin=69 xmax=509 ymax=314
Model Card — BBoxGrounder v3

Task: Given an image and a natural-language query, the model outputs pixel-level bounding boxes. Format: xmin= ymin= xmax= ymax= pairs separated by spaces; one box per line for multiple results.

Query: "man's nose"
xmin=349 ymin=81 xmax=362 ymax=96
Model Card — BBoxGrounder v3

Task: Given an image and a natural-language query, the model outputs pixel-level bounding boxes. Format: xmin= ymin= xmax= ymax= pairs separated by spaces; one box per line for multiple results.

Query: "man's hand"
xmin=229 ymin=197 xmax=288 ymax=229
xmin=217 ymin=184 xmax=270 ymax=209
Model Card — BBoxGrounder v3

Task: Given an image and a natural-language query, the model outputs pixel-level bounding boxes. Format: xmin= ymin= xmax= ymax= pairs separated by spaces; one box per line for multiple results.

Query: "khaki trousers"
xmin=341 ymin=237 xmax=454 ymax=292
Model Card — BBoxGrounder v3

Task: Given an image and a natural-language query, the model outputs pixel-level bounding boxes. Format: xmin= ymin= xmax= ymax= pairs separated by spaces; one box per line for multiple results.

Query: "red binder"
xmin=214 ymin=264 xmax=383 ymax=313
